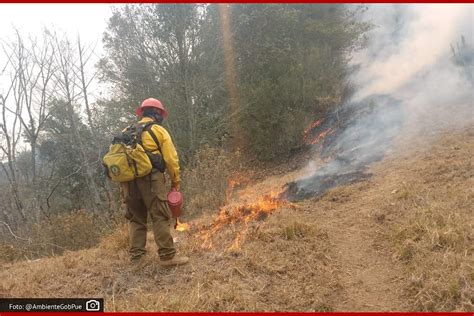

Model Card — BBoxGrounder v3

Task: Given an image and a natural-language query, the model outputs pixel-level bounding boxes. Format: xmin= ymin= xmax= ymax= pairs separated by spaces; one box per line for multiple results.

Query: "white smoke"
xmin=352 ymin=4 xmax=473 ymax=134
xmin=287 ymin=4 xmax=473 ymax=199
xmin=354 ymin=4 xmax=473 ymax=98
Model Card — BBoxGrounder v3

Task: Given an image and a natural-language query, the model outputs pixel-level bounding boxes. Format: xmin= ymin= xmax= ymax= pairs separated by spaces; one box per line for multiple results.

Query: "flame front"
xmin=310 ymin=128 xmax=333 ymax=145
xmin=303 ymin=119 xmax=322 ymax=143
xmin=226 ymin=174 xmax=251 ymax=202
xmin=196 ymin=118 xmax=334 ymax=250
xmin=199 ymin=191 xmax=288 ymax=250
xmin=175 ymin=219 xmax=190 ymax=232
xmin=303 ymin=118 xmax=334 ymax=146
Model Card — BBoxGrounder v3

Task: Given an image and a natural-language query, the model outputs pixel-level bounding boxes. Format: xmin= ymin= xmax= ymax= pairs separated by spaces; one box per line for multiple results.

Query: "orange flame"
xmin=310 ymin=128 xmax=333 ymax=145
xmin=175 ymin=219 xmax=190 ymax=232
xmin=199 ymin=190 xmax=289 ymax=250
xmin=226 ymin=174 xmax=251 ymax=202
xmin=303 ymin=119 xmax=322 ymax=143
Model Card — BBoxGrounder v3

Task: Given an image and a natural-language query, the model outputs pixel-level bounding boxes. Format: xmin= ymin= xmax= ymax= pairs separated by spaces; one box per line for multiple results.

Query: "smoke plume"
xmin=353 ymin=4 xmax=473 ymax=133
xmin=283 ymin=4 xmax=473 ymax=201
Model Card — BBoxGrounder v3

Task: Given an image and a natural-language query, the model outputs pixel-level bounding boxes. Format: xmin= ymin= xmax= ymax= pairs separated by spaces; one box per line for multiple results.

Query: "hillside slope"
xmin=1 ymin=128 xmax=472 ymax=311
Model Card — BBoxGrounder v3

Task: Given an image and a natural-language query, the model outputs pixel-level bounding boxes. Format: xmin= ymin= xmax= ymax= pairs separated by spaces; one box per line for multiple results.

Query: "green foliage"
xmin=99 ymin=4 xmax=370 ymax=162
xmin=230 ymin=5 xmax=370 ymax=160
xmin=100 ymin=4 xmax=229 ymax=164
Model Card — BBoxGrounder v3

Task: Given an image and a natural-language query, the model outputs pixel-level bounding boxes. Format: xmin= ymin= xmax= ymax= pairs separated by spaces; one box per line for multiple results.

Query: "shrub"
xmin=30 ymin=210 xmax=104 ymax=254
xmin=0 ymin=210 xmax=105 ymax=262
xmin=181 ymin=146 xmax=237 ymax=218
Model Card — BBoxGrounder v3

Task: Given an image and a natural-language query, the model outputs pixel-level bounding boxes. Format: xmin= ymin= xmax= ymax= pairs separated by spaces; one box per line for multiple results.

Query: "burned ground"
xmin=286 ymin=95 xmax=403 ymax=201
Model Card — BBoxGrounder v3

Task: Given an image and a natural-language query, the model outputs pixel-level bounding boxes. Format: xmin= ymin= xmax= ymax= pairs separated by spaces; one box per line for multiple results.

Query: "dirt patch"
xmin=298 ymin=185 xmax=407 ymax=311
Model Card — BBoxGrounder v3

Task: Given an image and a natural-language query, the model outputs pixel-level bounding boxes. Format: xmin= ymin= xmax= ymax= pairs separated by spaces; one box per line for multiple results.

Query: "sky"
xmin=0 ymin=4 xmax=120 ymax=154
xmin=0 ymin=4 xmax=123 ymax=108
xmin=0 ymin=4 xmax=115 ymax=49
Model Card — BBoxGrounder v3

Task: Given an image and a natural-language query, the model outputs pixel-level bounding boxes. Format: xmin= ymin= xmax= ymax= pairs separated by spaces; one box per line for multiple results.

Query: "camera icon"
xmin=85 ymin=300 xmax=100 ymax=312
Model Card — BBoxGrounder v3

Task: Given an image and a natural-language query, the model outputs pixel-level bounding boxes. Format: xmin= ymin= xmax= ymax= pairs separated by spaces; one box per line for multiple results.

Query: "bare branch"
xmin=0 ymin=220 xmax=30 ymax=241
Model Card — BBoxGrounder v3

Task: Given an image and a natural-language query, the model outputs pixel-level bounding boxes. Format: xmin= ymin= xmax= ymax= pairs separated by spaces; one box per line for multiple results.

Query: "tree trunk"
xmin=218 ymin=4 xmax=241 ymax=151
xmin=60 ymin=57 xmax=102 ymax=213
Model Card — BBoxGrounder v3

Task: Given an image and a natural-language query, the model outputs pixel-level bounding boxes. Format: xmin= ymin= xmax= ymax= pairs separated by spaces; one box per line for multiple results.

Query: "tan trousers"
xmin=121 ymin=172 xmax=175 ymax=260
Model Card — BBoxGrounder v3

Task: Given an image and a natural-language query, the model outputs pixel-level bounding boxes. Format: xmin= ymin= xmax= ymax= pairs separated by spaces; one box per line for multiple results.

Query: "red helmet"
xmin=135 ymin=98 xmax=168 ymax=118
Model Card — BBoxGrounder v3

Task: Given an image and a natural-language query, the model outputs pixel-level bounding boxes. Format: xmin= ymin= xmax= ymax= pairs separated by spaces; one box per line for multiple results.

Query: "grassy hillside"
xmin=1 ymin=128 xmax=472 ymax=311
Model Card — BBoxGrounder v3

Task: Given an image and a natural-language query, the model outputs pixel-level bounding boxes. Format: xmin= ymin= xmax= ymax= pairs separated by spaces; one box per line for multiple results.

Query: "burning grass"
xmin=0 ymin=206 xmax=337 ymax=311
xmin=198 ymin=191 xmax=292 ymax=251
xmin=303 ymin=118 xmax=337 ymax=147
xmin=175 ymin=219 xmax=191 ymax=232
xmin=303 ymin=119 xmax=322 ymax=144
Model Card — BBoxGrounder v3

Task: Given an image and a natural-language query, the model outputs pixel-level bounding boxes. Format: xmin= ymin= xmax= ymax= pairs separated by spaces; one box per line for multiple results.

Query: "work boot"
xmin=159 ymin=255 xmax=189 ymax=267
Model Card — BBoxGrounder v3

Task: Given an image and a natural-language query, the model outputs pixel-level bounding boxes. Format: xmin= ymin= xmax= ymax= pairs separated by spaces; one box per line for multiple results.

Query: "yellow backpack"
xmin=103 ymin=123 xmax=155 ymax=182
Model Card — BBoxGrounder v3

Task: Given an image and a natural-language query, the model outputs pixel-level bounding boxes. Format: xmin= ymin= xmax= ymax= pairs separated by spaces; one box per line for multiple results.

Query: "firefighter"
xmin=121 ymin=97 xmax=189 ymax=266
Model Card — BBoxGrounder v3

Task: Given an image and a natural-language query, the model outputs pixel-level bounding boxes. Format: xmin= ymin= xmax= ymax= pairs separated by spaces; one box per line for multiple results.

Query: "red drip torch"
xmin=167 ymin=188 xmax=183 ymax=219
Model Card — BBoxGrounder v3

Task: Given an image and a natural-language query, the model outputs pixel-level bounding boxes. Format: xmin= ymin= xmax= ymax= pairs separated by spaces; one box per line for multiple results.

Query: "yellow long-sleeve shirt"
xmin=138 ymin=117 xmax=181 ymax=188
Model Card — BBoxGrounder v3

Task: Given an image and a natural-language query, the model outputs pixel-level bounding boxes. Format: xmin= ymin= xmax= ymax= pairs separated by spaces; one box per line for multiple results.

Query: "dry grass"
xmin=100 ymin=223 xmax=129 ymax=253
xmin=0 ymin=128 xmax=472 ymax=312
xmin=368 ymin=130 xmax=474 ymax=311
xmin=181 ymin=145 xmax=238 ymax=219
xmin=0 ymin=207 xmax=337 ymax=311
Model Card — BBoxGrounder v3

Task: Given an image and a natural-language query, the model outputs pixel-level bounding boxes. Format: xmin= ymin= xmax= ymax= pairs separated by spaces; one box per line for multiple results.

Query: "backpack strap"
xmin=138 ymin=122 xmax=162 ymax=153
